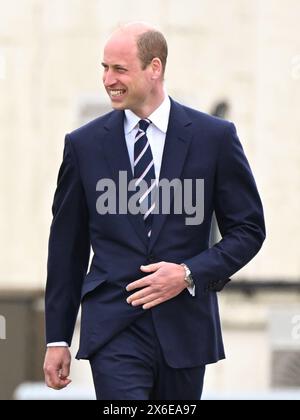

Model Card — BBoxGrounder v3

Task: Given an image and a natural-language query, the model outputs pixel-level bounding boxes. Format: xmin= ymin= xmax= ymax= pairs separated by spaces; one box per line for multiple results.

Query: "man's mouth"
xmin=109 ymin=89 xmax=126 ymax=98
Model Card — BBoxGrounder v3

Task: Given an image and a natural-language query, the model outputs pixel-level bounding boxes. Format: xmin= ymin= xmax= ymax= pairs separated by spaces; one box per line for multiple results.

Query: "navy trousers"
xmin=89 ymin=311 xmax=205 ymax=400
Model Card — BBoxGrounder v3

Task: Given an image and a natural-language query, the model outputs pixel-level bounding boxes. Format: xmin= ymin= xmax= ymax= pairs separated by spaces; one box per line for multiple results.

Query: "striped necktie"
xmin=134 ymin=119 xmax=157 ymax=238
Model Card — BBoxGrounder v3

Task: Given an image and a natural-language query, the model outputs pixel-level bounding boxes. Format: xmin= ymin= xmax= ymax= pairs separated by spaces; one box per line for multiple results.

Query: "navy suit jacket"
xmin=45 ymin=98 xmax=265 ymax=368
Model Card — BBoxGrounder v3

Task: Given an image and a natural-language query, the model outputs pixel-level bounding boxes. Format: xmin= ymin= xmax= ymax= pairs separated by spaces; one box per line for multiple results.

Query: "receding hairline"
xmin=104 ymin=24 xmax=168 ymax=75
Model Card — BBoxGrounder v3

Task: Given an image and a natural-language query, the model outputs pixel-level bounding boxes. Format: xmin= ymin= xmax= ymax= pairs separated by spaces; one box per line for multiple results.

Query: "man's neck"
xmin=133 ymin=89 xmax=165 ymax=119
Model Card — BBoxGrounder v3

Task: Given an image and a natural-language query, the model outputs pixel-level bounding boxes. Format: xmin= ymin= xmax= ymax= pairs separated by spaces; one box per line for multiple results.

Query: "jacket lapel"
xmin=148 ymin=100 xmax=193 ymax=251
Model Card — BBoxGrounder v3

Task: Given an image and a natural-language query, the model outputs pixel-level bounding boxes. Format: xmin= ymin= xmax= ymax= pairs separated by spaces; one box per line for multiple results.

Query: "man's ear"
xmin=151 ymin=57 xmax=163 ymax=80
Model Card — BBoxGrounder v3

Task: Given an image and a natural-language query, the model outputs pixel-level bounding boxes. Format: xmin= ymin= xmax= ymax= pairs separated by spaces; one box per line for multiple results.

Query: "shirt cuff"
xmin=47 ymin=341 xmax=69 ymax=347
xmin=187 ymin=284 xmax=196 ymax=296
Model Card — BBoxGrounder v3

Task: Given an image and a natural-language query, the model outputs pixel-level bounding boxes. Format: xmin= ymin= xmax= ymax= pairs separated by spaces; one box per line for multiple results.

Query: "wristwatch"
xmin=180 ymin=263 xmax=194 ymax=288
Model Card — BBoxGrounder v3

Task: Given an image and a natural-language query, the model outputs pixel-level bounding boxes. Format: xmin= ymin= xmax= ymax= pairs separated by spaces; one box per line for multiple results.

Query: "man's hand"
xmin=43 ymin=347 xmax=72 ymax=390
xmin=126 ymin=262 xmax=187 ymax=309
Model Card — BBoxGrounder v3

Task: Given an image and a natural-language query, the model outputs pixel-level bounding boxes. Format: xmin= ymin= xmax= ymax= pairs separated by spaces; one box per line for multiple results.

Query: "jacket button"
xmin=147 ymin=254 xmax=156 ymax=263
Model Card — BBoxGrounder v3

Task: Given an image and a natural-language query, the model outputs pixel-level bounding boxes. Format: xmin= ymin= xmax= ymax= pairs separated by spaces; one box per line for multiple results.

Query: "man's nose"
xmin=103 ymin=70 xmax=117 ymax=87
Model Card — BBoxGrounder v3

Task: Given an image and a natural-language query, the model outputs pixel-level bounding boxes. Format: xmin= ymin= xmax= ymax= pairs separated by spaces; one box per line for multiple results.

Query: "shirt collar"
xmin=124 ymin=95 xmax=171 ymax=135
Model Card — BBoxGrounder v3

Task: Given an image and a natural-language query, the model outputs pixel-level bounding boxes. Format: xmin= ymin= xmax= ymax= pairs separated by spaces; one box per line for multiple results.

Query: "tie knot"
xmin=138 ymin=119 xmax=151 ymax=133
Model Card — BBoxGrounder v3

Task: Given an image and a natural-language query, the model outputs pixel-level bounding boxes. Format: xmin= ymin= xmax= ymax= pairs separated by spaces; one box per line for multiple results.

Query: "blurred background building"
xmin=0 ymin=0 xmax=300 ymax=400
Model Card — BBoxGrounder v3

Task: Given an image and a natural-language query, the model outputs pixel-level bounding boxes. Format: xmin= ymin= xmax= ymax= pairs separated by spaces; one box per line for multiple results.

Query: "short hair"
xmin=136 ymin=30 xmax=168 ymax=76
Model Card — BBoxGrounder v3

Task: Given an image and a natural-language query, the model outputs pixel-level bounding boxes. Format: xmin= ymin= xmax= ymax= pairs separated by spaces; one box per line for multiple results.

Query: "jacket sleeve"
xmin=45 ymin=135 xmax=90 ymax=345
xmin=184 ymin=122 xmax=266 ymax=295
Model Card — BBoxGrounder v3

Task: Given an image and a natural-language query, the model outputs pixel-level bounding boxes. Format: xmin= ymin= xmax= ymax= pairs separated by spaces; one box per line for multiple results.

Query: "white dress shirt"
xmin=47 ymin=95 xmax=195 ymax=348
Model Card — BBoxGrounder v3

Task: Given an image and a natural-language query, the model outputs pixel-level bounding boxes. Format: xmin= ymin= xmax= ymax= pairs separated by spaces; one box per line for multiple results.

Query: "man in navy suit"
xmin=43 ymin=22 xmax=265 ymax=400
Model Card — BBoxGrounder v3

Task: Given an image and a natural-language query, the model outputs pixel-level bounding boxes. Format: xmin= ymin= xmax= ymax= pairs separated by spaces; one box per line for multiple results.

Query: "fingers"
xmin=127 ymin=286 xmax=152 ymax=303
xmin=127 ymin=293 xmax=164 ymax=310
xmin=60 ymin=359 xmax=71 ymax=378
xmin=126 ymin=262 xmax=186 ymax=309
xmin=142 ymin=297 xmax=164 ymax=310
xmin=128 ymin=292 xmax=159 ymax=308
xmin=43 ymin=348 xmax=72 ymax=390
xmin=126 ymin=262 xmax=165 ymax=292
xmin=126 ymin=274 xmax=154 ymax=292
xmin=44 ymin=366 xmax=72 ymax=390
xmin=140 ymin=262 xmax=163 ymax=272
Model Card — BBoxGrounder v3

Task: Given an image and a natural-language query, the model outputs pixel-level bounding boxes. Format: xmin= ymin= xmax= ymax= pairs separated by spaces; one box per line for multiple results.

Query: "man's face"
xmin=102 ymin=34 xmax=153 ymax=116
